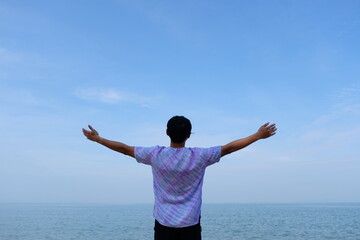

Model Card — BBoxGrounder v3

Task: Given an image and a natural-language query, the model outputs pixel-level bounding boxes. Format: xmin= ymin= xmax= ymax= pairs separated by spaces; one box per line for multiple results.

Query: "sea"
xmin=0 ymin=203 xmax=359 ymax=240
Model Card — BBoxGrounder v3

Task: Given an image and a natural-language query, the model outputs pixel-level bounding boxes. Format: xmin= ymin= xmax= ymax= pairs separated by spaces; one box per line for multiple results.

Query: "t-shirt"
xmin=135 ymin=145 xmax=221 ymax=228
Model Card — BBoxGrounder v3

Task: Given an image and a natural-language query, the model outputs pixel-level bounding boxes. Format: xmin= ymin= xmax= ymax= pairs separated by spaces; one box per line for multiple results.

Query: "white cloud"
xmin=332 ymin=87 xmax=360 ymax=115
xmin=75 ymin=88 xmax=125 ymax=104
xmin=334 ymin=103 xmax=360 ymax=115
xmin=0 ymin=47 xmax=21 ymax=63
xmin=333 ymin=87 xmax=360 ymax=114
xmin=74 ymin=87 xmax=155 ymax=107
xmin=114 ymin=0 xmax=201 ymax=44
xmin=299 ymin=130 xmax=325 ymax=142
xmin=270 ymin=86 xmax=360 ymax=165
xmin=313 ymin=87 xmax=360 ymax=125
xmin=0 ymin=89 xmax=40 ymax=105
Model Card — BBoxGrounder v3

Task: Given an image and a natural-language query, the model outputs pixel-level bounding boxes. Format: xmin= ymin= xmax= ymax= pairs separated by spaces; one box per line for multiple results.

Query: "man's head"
xmin=166 ymin=116 xmax=192 ymax=144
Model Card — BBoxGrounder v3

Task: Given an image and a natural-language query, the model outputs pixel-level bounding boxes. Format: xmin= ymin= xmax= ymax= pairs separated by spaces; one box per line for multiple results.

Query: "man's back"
xmin=135 ymin=146 xmax=221 ymax=227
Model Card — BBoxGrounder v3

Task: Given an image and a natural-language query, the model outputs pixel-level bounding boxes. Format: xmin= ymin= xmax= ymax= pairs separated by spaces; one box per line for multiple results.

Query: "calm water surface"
xmin=0 ymin=203 xmax=359 ymax=240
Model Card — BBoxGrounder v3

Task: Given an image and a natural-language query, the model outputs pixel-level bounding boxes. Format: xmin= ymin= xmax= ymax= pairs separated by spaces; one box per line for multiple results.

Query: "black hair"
xmin=167 ymin=116 xmax=192 ymax=143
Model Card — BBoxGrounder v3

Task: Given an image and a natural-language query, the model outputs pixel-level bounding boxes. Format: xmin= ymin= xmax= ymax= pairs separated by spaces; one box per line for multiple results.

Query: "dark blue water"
xmin=0 ymin=203 xmax=359 ymax=240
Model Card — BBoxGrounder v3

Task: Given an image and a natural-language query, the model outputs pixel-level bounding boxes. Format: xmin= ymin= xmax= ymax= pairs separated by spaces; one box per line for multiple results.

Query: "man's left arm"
xmin=221 ymin=123 xmax=276 ymax=157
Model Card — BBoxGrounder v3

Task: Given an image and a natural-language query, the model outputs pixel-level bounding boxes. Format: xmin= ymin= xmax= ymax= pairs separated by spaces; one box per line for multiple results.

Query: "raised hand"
xmin=82 ymin=125 xmax=100 ymax=142
xmin=257 ymin=123 xmax=277 ymax=139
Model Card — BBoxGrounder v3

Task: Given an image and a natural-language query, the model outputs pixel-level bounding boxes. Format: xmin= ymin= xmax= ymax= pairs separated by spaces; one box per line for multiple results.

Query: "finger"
xmin=88 ymin=125 xmax=94 ymax=131
xmin=265 ymin=125 xmax=272 ymax=130
xmin=262 ymin=122 xmax=270 ymax=127
xmin=269 ymin=125 xmax=276 ymax=131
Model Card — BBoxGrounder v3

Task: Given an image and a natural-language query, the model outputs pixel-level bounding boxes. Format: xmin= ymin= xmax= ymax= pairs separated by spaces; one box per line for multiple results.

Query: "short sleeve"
xmin=134 ymin=146 xmax=160 ymax=165
xmin=203 ymin=146 xmax=222 ymax=166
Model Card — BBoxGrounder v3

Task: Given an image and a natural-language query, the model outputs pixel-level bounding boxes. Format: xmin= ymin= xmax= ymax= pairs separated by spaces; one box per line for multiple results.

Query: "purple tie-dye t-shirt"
xmin=135 ymin=145 xmax=221 ymax=228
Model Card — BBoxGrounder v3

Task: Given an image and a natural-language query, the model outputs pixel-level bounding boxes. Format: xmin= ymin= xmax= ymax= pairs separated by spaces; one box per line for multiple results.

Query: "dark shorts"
xmin=154 ymin=219 xmax=201 ymax=240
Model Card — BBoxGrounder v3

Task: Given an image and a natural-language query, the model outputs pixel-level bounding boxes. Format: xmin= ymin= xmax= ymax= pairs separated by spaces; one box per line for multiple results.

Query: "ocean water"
xmin=0 ymin=203 xmax=359 ymax=240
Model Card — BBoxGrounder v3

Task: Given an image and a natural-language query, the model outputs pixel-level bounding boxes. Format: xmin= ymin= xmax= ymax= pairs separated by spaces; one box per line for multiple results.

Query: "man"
xmin=82 ymin=116 xmax=277 ymax=240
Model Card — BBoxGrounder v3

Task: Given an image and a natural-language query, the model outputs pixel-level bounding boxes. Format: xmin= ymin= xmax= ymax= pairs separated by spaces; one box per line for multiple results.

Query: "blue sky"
xmin=1 ymin=0 xmax=359 ymax=203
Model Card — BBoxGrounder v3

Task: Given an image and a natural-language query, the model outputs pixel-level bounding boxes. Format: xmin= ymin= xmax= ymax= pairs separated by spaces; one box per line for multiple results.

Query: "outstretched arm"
xmin=221 ymin=123 xmax=277 ymax=157
xmin=82 ymin=125 xmax=135 ymax=158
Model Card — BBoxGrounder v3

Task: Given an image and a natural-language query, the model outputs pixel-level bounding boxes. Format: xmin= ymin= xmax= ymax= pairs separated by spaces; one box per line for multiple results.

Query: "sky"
xmin=1 ymin=0 xmax=359 ymax=204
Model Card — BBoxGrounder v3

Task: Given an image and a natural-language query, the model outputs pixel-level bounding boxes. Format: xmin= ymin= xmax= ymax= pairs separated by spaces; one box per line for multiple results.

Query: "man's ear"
xmin=166 ymin=129 xmax=169 ymax=136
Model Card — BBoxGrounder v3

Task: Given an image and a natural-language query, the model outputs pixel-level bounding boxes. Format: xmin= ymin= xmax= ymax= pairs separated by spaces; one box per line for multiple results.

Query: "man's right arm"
xmin=221 ymin=123 xmax=277 ymax=157
xmin=95 ymin=137 xmax=135 ymax=158
xmin=82 ymin=125 xmax=135 ymax=158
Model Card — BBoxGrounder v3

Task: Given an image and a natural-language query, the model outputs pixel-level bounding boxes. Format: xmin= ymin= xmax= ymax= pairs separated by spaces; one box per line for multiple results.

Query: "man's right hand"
xmin=82 ymin=125 xmax=101 ymax=142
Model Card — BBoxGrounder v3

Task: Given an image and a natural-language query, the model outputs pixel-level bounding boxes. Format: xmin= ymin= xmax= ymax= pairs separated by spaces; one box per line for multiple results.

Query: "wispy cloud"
xmin=334 ymin=102 xmax=360 ymax=115
xmin=307 ymin=86 xmax=360 ymax=126
xmin=74 ymin=87 xmax=155 ymax=107
xmin=337 ymin=18 xmax=360 ymax=37
xmin=333 ymin=87 xmax=360 ymax=115
xmin=314 ymin=87 xmax=360 ymax=125
xmin=275 ymin=86 xmax=360 ymax=164
xmin=0 ymin=89 xmax=40 ymax=105
xmin=114 ymin=0 xmax=201 ymax=44
xmin=0 ymin=46 xmax=51 ymax=69
xmin=0 ymin=47 xmax=22 ymax=63
xmin=75 ymin=88 xmax=125 ymax=104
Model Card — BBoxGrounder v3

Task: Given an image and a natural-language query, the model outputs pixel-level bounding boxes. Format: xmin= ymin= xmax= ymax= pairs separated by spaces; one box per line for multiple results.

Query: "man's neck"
xmin=170 ymin=141 xmax=186 ymax=148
